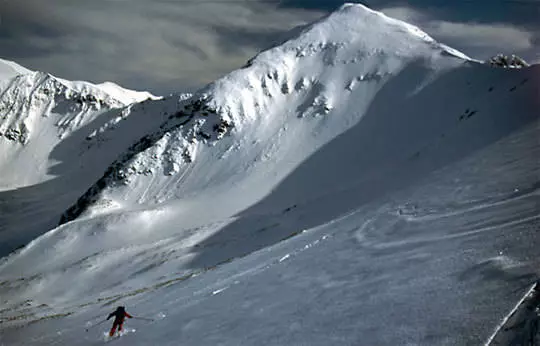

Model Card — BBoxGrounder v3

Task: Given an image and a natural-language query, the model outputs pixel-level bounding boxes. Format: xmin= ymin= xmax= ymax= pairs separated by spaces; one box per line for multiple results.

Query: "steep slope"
xmin=0 ymin=59 xmax=32 ymax=82
xmin=0 ymin=3 xmax=538 ymax=345
xmin=0 ymin=60 xmax=186 ymax=255
xmin=54 ymin=3 xmax=537 ymax=270
xmin=0 ymin=59 xmax=157 ymax=188
xmin=60 ymin=3 xmax=474 ymax=222
xmin=2 ymin=119 xmax=539 ymax=345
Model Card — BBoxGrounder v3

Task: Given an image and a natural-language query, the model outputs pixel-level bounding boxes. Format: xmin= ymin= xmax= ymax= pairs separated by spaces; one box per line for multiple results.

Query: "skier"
xmin=107 ymin=306 xmax=132 ymax=337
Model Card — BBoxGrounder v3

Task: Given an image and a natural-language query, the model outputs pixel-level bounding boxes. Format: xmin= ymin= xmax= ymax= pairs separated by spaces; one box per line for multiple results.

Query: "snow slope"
xmin=0 ymin=59 xmax=159 ymax=188
xmin=0 ymin=59 xmax=32 ymax=83
xmin=0 ymin=59 xmax=177 ymax=255
xmin=0 ymin=3 xmax=539 ymax=345
xmin=60 ymin=3 xmax=476 ymax=222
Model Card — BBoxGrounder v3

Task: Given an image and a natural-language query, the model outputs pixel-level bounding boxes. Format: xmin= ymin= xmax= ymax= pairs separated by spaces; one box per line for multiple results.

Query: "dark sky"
xmin=0 ymin=0 xmax=538 ymax=95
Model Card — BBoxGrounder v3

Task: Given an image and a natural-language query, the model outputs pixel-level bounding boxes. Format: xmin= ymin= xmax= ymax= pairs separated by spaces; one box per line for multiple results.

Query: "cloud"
xmin=0 ymin=0 xmax=324 ymax=94
xmin=380 ymin=6 xmax=538 ymax=61
xmin=429 ymin=21 xmax=533 ymax=51
xmin=1 ymin=0 xmax=538 ymax=95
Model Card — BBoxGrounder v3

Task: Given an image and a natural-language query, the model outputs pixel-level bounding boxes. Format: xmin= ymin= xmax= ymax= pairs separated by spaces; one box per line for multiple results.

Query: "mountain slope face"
xmin=0 ymin=59 xmax=32 ymax=82
xmin=0 ymin=59 xmax=157 ymax=188
xmin=60 ymin=3 xmax=473 ymax=222
xmin=0 ymin=4 xmax=539 ymax=345
xmin=0 ymin=59 xmax=187 ymax=255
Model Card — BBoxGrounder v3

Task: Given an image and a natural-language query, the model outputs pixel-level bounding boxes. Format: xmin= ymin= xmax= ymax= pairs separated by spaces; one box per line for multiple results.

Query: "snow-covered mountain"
xmin=0 ymin=58 xmax=191 ymax=256
xmin=1 ymin=3 xmax=539 ymax=345
xmin=0 ymin=58 xmax=158 ymax=187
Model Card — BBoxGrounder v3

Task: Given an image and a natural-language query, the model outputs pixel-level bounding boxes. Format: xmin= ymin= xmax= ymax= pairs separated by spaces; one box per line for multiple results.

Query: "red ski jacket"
xmin=107 ymin=310 xmax=132 ymax=324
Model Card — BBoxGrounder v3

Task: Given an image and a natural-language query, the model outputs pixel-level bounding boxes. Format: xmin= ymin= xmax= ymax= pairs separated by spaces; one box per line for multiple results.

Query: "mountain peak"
xmin=196 ymin=2 xmax=472 ymax=134
xmin=0 ymin=57 xmax=158 ymax=106
xmin=282 ymin=2 xmax=471 ymax=60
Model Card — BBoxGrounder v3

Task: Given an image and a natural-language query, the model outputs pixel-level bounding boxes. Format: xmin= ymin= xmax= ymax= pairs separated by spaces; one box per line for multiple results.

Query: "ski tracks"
xmin=198 ymin=229 xmax=334 ymax=300
xmin=398 ymin=185 xmax=539 ymax=223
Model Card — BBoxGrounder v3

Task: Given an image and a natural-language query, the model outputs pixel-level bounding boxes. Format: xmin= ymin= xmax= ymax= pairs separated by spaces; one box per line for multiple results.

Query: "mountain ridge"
xmin=0 ymin=3 xmax=538 ymax=345
xmin=58 ymin=2 xmax=480 ymax=224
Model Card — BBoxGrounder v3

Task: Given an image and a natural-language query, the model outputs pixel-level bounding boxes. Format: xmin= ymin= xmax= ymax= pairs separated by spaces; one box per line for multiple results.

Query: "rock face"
xmin=59 ymin=95 xmax=234 ymax=224
xmin=488 ymin=54 xmax=529 ymax=68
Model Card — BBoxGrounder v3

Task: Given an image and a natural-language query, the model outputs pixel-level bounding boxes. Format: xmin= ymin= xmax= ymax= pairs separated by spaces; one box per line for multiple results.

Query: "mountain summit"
xmin=60 ymin=3 xmax=478 ymax=222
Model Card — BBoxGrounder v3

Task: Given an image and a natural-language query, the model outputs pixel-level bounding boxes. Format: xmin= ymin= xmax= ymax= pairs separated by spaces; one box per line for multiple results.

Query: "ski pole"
xmin=133 ymin=316 xmax=154 ymax=322
xmin=85 ymin=319 xmax=108 ymax=332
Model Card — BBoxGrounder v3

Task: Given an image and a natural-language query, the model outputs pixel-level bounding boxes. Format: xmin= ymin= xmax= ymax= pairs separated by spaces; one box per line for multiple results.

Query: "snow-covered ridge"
xmin=0 ymin=58 xmax=162 ymax=189
xmin=0 ymin=67 xmax=157 ymax=143
xmin=0 ymin=58 xmax=32 ymax=82
xmin=0 ymin=58 xmax=189 ymax=252
xmin=207 ymin=3 xmax=472 ymax=127
xmin=60 ymin=95 xmax=232 ymax=224
xmin=0 ymin=57 xmax=157 ymax=104
xmin=58 ymin=3 xmax=478 ymax=224
xmin=0 ymin=72 xmax=122 ymax=144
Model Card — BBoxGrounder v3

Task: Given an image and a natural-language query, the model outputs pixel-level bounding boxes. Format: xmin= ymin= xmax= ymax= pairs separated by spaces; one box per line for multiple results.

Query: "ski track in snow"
xmin=399 ymin=186 xmax=540 ymax=223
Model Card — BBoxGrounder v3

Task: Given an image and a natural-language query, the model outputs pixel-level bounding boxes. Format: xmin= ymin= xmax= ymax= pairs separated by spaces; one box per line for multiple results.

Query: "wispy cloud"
xmin=1 ymin=1 xmax=538 ymax=94
xmin=429 ymin=21 xmax=533 ymax=51
xmin=0 ymin=0 xmax=323 ymax=94
xmin=381 ymin=6 xmax=538 ymax=61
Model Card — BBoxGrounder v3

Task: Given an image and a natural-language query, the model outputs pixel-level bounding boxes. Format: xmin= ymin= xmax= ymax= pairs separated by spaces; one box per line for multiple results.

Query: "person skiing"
xmin=107 ymin=306 xmax=132 ymax=337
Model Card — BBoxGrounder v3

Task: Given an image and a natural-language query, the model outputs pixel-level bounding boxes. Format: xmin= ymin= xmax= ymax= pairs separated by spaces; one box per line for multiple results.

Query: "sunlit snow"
xmin=0 ymin=3 xmax=538 ymax=345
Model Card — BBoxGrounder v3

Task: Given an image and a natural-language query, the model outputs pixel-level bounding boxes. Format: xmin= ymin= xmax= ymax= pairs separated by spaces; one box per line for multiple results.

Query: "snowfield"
xmin=0 ymin=3 xmax=539 ymax=345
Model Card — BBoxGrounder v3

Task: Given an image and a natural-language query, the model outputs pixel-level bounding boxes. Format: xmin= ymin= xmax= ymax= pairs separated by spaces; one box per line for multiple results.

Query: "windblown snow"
xmin=0 ymin=3 xmax=538 ymax=345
